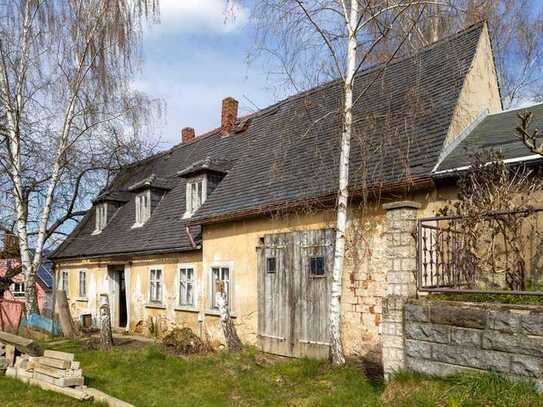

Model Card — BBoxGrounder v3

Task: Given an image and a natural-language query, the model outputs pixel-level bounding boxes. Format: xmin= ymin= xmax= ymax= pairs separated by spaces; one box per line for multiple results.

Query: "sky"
xmin=135 ymin=0 xmax=278 ymax=148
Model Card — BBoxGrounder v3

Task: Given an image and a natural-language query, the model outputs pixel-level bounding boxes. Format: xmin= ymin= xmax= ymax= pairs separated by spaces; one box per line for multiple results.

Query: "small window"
xmin=79 ymin=270 xmax=87 ymax=298
xmin=94 ymin=203 xmax=108 ymax=233
xmin=211 ymin=266 xmax=230 ymax=309
xmin=179 ymin=267 xmax=195 ymax=306
xmin=310 ymin=256 xmax=325 ymax=277
xmin=149 ymin=268 xmax=163 ymax=303
xmin=61 ymin=271 xmax=69 ymax=294
xmin=11 ymin=281 xmax=25 ymax=297
xmin=266 ymin=257 xmax=276 ymax=273
xmin=135 ymin=191 xmax=150 ymax=226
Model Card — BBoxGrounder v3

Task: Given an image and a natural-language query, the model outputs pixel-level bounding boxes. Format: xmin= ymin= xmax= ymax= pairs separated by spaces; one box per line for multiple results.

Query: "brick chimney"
xmin=221 ymin=97 xmax=238 ymax=136
xmin=182 ymin=127 xmax=195 ymax=144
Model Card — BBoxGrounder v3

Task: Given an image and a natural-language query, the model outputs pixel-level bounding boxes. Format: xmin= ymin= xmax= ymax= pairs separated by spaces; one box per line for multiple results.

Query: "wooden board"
xmin=44 ymin=350 xmax=75 ymax=362
xmin=35 ymin=356 xmax=72 ymax=370
xmin=5 ymin=344 xmax=15 ymax=367
xmin=34 ymin=371 xmax=84 ymax=388
xmin=257 ymin=229 xmax=332 ymax=359
xmin=0 ymin=331 xmax=42 ymax=356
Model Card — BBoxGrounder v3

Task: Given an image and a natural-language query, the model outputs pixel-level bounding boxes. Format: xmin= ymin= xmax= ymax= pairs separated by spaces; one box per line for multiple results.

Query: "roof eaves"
xmin=432 ymin=109 xmax=489 ymax=173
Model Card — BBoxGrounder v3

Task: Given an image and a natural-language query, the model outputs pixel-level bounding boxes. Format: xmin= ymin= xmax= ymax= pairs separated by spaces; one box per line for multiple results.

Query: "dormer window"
xmin=178 ymin=158 xmax=232 ymax=219
xmin=184 ymin=177 xmax=207 ymax=218
xmin=134 ymin=191 xmax=151 ymax=227
xmin=93 ymin=203 xmax=108 ymax=234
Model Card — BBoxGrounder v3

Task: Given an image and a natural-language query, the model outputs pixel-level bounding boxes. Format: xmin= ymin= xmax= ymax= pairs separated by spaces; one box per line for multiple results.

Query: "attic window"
xmin=184 ymin=176 xmax=207 ymax=218
xmin=134 ymin=191 xmax=150 ymax=227
xmin=93 ymin=203 xmax=108 ymax=234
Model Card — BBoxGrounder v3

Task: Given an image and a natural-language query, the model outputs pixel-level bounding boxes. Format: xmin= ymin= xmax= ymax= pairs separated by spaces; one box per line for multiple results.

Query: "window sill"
xmin=91 ymin=230 xmax=102 ymax=236
xmin=131 ymin=223 xmax=144 ymax=229
xmin=75 ymin=297 xmax=89 ymax=302
xmin=174 ymin=306 xmax=199 ymax=313
xmin=144 ymin=303 xmax=166 ymax=310
xmin=205 ymin=310 xmax=236 ymax=318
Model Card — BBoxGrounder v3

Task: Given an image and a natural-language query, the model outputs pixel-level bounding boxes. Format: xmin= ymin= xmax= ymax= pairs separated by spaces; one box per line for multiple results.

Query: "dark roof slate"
xmin=52 ymin=22 xmax=486 ymax=260
xmin=434 ymin=103 xmax=543 ymax=173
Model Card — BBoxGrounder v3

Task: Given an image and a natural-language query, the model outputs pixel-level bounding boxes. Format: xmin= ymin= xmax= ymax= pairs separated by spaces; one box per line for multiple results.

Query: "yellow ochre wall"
xmin=56 ymin=251 xmax=205 ymax=338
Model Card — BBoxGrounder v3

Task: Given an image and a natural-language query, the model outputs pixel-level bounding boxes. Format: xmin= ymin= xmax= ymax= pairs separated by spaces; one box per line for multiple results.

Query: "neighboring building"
xmin=0 ymin=259 xmax=53 ymax=316
xmin=51 ymin=22 xmax=516 ymax=362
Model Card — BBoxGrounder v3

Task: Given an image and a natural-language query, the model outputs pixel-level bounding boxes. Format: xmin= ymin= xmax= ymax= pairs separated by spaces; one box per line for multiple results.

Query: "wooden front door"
xmin=257 ymin=229 xmax=334 ymax=359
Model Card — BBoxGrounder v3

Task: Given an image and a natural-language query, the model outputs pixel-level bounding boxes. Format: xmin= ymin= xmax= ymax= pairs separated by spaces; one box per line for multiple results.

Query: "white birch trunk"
xmin=329 ymin=0 xmax=359 ymax=366
xmin=215 ymin=282 xmax=241 ymax=352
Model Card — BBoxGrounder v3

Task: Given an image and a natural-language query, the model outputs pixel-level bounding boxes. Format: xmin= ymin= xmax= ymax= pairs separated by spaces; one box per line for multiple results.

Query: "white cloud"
xmin=147 ymin=0 xmax=248 ymax=35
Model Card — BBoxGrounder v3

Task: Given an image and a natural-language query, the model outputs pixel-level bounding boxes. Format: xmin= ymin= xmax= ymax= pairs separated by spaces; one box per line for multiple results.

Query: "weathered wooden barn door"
xmin=257 ymin=229 xmax=333 ymax=359
xmin=257 ymin=233 xmax=293 ymax=356
xmin=293 ymin=229 xmax=334 ymax=358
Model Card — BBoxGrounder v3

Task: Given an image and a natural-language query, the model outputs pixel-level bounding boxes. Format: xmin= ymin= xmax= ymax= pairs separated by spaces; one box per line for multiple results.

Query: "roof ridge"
xmin=123 ymin=20 xmax=488 ymax=173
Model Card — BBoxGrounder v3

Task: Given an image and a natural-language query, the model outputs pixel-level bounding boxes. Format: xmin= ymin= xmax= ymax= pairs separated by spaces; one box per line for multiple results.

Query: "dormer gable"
xmin=128 ymin=174 xmax=173 ymax=228
xmin=92 ymin=192 xmax=128 ymax=234
xmin=177 ymin=158 xmax=232 ymax=218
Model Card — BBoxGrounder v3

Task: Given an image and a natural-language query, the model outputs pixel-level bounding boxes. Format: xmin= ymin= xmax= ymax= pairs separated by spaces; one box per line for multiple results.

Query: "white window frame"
xmin=93 ymin=203 xmax=108 ymax=234
xmin=61 ymin=270 xmax=69 ymax=296
xmin=134 ymin=190 xmax=151 ymax=227
xmin=208 ymin=261 xmax=234 ymax=313
xmin=183 ymin=176 xmax=207 ymax=218
xmin=11 ymin=281 xmax=25 ymax=297
xmin=79 ymin=269 xmax=87 ymax=298
xmin=149 ymin=267 xmax=164 ymax=304
xmin=178 ymin=264 xmax=196 ymax=309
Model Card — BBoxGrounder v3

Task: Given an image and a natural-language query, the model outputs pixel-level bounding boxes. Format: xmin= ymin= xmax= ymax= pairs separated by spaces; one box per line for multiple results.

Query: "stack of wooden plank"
xmin=1 ymin=332 xmax=134 ymax=406
xmin=32 ymin=350 xmax=84 ymax=388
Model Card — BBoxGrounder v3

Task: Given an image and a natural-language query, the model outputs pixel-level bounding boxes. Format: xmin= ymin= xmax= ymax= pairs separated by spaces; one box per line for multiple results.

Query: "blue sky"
xmin=135 ymin=0 xmax=278 ymax=147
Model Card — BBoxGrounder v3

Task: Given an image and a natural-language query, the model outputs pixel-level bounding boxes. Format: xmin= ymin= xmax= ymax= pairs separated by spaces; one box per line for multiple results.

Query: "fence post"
xmin=381 ymin=201 xmax=420 ymax=379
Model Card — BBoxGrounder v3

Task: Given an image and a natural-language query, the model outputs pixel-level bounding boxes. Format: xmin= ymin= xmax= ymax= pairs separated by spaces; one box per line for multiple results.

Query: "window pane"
xmin=266 ymin=257 xmax=276 ymax=273
xmin=310 ymin=256 xmax=325 ymax=276
xmin=186 ymin=282 xmax=193 ymax=305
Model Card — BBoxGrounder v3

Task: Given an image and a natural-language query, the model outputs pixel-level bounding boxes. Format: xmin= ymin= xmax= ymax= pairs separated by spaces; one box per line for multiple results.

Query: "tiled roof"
xmin=434 ymin=103 xmax=543 ymax=174
xmin=51 ymin=22 xmax=485 ymax=260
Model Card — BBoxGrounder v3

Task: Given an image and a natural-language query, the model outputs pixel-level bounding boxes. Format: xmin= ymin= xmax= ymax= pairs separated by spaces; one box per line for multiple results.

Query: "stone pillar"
xmin=381 ymin=201 xmax=420 ymax=378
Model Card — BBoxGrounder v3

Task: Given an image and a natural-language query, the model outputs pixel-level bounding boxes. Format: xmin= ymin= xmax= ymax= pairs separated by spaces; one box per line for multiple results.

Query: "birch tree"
xmin=365 ymin=0 xmax=543 ymax=107
xmin=0 ymin=1 xmax=160 ymax=315
xmin=247 ymin=0 xmax=426 ymax=365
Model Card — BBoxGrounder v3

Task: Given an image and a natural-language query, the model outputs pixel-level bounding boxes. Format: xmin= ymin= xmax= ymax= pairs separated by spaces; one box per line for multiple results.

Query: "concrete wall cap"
xmin=383 ymin=201 xmax=422 ymax=210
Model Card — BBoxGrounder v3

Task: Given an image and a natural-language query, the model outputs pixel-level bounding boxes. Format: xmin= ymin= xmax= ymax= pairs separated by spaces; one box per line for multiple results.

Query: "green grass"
xmin=429 ymin=292 xmax=543 ymax=305
xmin=2 ymin=341 xmax=543 ymax=406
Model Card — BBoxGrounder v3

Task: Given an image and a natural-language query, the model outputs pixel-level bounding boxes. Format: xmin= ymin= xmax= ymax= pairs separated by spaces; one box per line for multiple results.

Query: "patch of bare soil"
xmin=161 ymin=327 xmax=213 ymax=355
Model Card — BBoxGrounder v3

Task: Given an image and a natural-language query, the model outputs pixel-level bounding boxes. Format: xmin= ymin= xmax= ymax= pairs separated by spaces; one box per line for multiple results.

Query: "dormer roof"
xmin=177 ymin=158 xmax=233 ymax=178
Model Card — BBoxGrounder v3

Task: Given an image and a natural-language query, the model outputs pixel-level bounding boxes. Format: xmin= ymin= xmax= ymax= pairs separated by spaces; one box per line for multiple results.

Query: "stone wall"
xmin=404 ymin=299 xmax=543 ymax=388
xmin=381 ymin=201 xmax=420 ymax=377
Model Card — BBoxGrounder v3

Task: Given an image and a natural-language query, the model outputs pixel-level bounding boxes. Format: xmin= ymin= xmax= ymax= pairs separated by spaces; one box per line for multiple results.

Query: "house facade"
xmin=51 ymin=22 xmax=505 ymax=362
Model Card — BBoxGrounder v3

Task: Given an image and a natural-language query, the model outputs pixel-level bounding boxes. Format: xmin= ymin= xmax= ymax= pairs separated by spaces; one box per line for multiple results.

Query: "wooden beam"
xmin=0 ymin=331 xmax=43 ymax=356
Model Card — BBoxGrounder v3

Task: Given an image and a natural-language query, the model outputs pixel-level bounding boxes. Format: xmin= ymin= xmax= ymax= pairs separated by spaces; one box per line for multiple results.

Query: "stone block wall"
xmin=404 ymin=300 xmax=543 ymax=388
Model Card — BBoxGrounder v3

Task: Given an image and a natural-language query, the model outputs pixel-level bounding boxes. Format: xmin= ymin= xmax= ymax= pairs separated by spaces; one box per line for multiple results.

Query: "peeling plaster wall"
xmin=56 ymin=251 xmax=203 ymax=337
